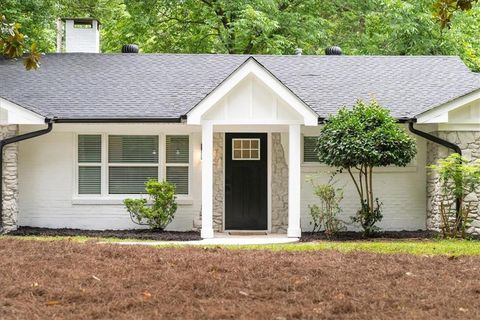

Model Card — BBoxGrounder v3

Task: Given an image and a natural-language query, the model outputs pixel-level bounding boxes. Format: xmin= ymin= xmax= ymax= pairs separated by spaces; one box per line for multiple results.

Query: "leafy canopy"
xmin=2 ymin=0 xmax=480 ymax=71
xmin=317 ymin=100 xmax=417 ymax=169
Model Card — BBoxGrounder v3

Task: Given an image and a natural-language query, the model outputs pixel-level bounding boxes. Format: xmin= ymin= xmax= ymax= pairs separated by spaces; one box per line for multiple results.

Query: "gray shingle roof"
xmin=0 ymin=53 xmax=479 ymax=120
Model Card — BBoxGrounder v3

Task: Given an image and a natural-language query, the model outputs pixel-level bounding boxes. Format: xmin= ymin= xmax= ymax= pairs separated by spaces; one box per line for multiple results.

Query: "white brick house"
xmin=1 ymin=19 xmax=479 ymax=238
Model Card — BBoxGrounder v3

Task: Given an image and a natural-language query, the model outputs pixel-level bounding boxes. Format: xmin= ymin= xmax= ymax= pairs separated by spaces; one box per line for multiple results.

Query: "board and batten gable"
xmin=202 ymin=74 xmax=305 ymax=124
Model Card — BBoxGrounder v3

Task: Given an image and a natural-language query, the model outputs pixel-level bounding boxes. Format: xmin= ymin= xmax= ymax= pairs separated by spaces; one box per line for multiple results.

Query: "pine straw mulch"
xmin=7 ymin=226 xmax=201 ymax=241
xmin=300 ymin=230 xmax=443 ymax=242
xmin=1 ymin=239 xmax=480 ymax=319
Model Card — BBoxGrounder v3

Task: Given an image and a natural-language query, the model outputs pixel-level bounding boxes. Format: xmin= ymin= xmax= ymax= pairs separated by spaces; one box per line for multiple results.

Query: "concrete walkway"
xmin=115 ymin=233 xmax=299 ymax=246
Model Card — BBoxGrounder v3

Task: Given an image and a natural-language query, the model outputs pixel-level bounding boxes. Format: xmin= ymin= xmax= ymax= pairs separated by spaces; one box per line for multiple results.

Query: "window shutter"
xmin=166 ymin=135 xmax=189 ymax=163
xmin=166 ymin=166 xmax=189 ymax=195
xmin=109 ymin=167 xmax=158 ymax=194
xmin=303 ymin=136 xmax=319 ymax=163
xmin=109 ymin=135 xmax=158 ymax=163
xmin=78 ymin=135 xmax=101 ymax=163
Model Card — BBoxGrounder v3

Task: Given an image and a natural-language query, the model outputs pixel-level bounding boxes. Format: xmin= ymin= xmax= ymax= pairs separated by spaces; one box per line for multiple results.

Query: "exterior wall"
xmin=427 ymin=131 xmax=480 ymax=234
xmin=18 ymin=124 xmax=202 ymax=231
xmin=1 ymin=125 xmax=19 ymax=232
xmin=300 ymin=126 xmax=428 ymax=232
xmin=16 ymin=123 xmax=428 ymax=233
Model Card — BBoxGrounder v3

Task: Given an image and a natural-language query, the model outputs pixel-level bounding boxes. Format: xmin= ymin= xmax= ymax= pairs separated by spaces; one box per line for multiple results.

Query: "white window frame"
xmin=163 ymin=135 xmax=192 ymax=196
xmin=77 ymin=134 xmax=103 ymax=195
xmin=74 ymin=133 xmax=192 ymax=200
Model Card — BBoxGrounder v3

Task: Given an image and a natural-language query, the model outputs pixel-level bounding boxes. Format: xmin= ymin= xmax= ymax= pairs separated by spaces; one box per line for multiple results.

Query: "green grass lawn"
xmin=3 ymin=235 xmax=480 ymax=256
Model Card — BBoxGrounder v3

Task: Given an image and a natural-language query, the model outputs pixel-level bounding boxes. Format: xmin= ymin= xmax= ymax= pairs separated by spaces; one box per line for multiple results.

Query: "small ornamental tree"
xmin=316 ymin=100 xmax=417 ymax=236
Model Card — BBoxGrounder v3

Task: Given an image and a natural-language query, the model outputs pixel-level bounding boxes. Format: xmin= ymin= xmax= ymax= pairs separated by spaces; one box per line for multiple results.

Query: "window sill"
xmin=71 ymin=197 xmax=194 ymax=206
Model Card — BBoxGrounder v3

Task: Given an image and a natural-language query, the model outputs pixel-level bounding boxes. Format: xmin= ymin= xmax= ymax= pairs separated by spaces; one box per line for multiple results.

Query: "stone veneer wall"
xmin=427 ymin=131 xmax=480 ymax=234
xmin=271 ymin=133 xmax=288 ymax=233
xmin=0 ymin=125 xmax=19 ymax=233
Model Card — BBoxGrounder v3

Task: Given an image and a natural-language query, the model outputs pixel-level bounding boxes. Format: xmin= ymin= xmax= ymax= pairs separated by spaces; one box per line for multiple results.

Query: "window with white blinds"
xmin=303 ymin=136 xmax=319 ymax=163
xmin=165 ymin=135 xmax=189 ymax=195
xmin=108 ymin=135 xmax=159 ymax=194
xmin=78 ymin=135 xmax=101 ymax=194
xmin=77 ymin=134 xmax=191 ymax=196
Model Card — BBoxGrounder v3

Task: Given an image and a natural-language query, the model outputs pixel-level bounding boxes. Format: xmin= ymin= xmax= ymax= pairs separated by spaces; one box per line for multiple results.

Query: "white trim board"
xmin=187 ymin=58 xmax=319 ymax=126
xmin=416 ymin=88 xmax=480 ymax=124
xmin=0 ymin=98 xmax=45 ymax=124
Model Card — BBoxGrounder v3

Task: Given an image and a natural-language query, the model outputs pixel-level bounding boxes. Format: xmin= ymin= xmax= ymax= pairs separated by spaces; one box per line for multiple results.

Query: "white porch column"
xmin=287 ymin=124 xmax=302 ymax=238
xmin=201 ymin=122 xmax=214 ymax=238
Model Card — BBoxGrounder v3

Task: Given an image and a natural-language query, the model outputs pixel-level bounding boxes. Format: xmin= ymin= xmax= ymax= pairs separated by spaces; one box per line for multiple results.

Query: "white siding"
xmin=18 ymin=124 xmax=202 ymax=231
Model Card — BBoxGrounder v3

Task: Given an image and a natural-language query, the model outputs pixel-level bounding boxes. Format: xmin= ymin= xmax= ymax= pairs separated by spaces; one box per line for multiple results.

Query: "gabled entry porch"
xmin=187 ymin=58 xmax=318 ymax=238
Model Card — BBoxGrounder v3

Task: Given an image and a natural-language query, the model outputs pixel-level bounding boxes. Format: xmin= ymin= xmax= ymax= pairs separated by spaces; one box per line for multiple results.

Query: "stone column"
xmin=0 ymin=125 xmax=19 ymax=233
xmin=271 ymin=133 xmax=288 ymax=233
xmin=212 ymin=133 xmax=224 ymax=231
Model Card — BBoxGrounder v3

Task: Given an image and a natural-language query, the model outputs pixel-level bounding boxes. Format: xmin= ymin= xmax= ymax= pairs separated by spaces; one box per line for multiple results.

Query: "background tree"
xmin=1 ymin=0 xmax=480 ymax=70
xmin=316 ymin=100 xmax=417 ymax=236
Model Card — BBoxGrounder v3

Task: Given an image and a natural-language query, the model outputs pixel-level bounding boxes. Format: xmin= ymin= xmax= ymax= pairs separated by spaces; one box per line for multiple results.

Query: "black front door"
xmin=225 ymin=133 xmax=268 ymax=230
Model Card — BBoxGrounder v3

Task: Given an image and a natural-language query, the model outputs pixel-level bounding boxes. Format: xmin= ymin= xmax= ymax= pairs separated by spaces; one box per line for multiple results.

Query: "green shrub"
xmin=308 ymin=181 xmax=346 ymax=237
xmin=429 ymin=153 xmax=480 ymax=238
xmin=124 ymin=179 xmax=177 ymax=230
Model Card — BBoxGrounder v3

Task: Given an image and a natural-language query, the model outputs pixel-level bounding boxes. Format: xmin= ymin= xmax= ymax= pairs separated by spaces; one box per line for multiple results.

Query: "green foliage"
xmin=316 ymin=100 xmax=416 ymax=236
xmin=0 ymin=14 xmax=40 ymax=69
xmin=308 ymin=181 xmax=346 ymax=237
xmin=2 ymin=1 xmax=480 ymax=70
xmin=317 ymin=100 xmax=417 ymax=169
xmin=429 ymin=153 xmax=480 ymax=238
xmin=124 ymin=179 xmax=177 ymax=230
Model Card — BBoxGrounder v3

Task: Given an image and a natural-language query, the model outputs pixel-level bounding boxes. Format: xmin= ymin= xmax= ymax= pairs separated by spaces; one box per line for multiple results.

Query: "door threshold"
xmin=227 ymin=231 xmax=268 ymax=236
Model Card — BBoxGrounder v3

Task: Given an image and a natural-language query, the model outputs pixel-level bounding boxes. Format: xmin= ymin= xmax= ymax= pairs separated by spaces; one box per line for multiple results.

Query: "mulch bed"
xmin=300 ymin=230 xmax=442 ymax=242
xmin=8 ymin=226 xmax=201 ymax=241
xmin=1 ymin=238 xmax=480 ymax=319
